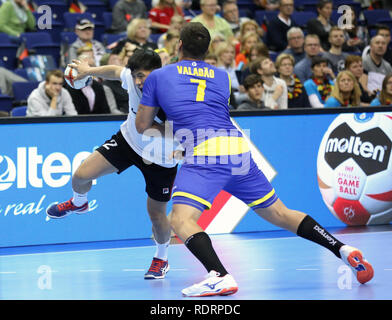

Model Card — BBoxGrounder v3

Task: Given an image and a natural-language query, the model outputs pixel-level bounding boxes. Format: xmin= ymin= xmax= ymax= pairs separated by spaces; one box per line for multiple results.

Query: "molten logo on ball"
xmin=317 ymin=112 xmax=392 ymax=226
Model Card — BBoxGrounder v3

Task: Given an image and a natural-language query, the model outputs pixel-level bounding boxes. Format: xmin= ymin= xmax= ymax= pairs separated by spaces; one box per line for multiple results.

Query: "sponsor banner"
xmin=0 ymin=112 xmax=387 ymax=247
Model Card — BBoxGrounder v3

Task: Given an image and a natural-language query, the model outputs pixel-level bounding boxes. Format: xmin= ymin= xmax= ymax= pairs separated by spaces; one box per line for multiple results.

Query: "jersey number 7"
xmin=190 ymin=78 xmax=206 ymax=102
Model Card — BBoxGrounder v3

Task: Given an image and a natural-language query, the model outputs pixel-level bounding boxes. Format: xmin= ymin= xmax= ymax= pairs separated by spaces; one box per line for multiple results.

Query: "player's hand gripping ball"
xmin=64 ymin=65 xmax=93 ymax=90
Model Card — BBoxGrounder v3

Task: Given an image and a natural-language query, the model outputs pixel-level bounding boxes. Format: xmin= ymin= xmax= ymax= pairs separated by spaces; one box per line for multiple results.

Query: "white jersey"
xmin=119 ymin=67 xmax=180 ymax=168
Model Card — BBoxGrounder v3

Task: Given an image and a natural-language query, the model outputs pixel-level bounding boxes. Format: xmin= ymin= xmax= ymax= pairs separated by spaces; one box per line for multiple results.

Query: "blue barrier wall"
xmin=0 ymin=108 xmax=389 ymax=247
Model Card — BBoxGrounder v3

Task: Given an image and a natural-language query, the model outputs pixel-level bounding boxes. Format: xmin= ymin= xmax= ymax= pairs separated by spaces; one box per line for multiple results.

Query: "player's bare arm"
xmin=69 ymin=59 xmax=124 ymax=81
xmin=135 ymin=104 xmax=165 ymax=136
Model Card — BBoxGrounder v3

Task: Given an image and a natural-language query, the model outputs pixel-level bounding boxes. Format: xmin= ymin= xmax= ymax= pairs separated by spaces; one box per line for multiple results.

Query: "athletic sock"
xmin=154 ymin=238 xmax=170 ymax=261
xmin=296 ymin=215 xmax=344 ymax=258
xmin=184 ymin=232 xmax=228 ymax=277
xmin=72 ymin=191 xmax=88 ymax=207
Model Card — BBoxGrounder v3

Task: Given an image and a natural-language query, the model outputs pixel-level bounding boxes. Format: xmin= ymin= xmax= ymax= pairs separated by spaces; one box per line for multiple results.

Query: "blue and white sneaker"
xmin=181 ymin=270 xmax=238 ymax=297
xmin=46 ymin=198 xmax=89 ymax=219
xmin=144 ymin=257 xmax=170 ymax=279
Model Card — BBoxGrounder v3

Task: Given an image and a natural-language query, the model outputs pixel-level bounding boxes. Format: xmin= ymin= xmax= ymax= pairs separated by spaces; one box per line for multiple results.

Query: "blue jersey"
xmin=140 ymin=60 xmax=246 ymax=157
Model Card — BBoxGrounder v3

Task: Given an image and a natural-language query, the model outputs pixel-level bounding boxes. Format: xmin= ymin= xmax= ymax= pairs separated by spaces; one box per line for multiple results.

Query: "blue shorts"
xmin=172 ymin=152 xmax=278 ymax=212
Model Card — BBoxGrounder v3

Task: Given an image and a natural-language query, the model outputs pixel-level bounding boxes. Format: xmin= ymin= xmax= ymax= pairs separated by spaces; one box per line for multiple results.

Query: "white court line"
xmin=0 ymin=271 xmax=17 ymax=274
xmin=0 ymin=230 xmax=390 ymax=258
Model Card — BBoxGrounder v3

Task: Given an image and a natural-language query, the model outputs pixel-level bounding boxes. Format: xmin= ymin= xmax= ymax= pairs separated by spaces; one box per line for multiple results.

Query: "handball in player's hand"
xmin=64 ymin=65 xmax=92 ymax=90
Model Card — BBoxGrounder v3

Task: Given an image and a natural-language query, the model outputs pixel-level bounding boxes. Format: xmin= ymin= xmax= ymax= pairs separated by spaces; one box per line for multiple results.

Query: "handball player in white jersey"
xmin=47 ymin=49 xmax=179 ymax=279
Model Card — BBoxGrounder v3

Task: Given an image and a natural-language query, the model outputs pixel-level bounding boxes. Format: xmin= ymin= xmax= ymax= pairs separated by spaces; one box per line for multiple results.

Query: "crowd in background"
xmin=0 ymin=0 xmax=391 ymax=117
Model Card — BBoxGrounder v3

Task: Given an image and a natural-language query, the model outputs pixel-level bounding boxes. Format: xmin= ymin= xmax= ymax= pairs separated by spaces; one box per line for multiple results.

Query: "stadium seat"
xmin=60 ymin=31 xmax=78 ymax=45
xmin=103 ymin=11 xmax=113 ymax=30
xmin=10 ymin=106 xmax=27 ymax=117
xmin=109 ymin=0 xmax=119 ymax=9
xmin=0 ymin=44 xmax=18 ymax=70
xmin=20 ymin=32 xmax=54 ymax=48
xmin=149 ymin=33 xmax=161 ymax=44
xmin=12 ymin=82 xmax=40 ymax=103
xmin=13 ymin=68 xmax=29 ymax=80
xmin=0 ymin=95 xmax=13 ymax=112
xmin=291 ymin=11 xmax=317 ymax=27
xmin=255 ymin=10 xmax=279 ymax=25
xmin=363 ymin=10 xmax=392 ymax=26
xmin=302 ymin=1 xmax=317 ymax=12
xmin=101 ymin=33 xmax=125 ymax=46
xmin=81 ymin=2 xmax=108 ymax=21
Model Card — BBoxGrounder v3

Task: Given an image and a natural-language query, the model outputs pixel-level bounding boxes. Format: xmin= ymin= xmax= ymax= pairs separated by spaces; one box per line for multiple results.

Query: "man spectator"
xmin=321 ymin=27 xmax=348 ymax=75
xmin=362 ymin=25 xmax=392 ymax=66
xmin=111 ymin=0 xmax=148 ymax=34
xmin=294 ymin=34 xmax=323 ymax=83
xmin=65 ymin=18 xmax=106 ymax=66
xmin=191 ymin=0 xmax=234 ymax=42
xmin=64 ymin=47 xmax=111 ymax=115
xmin=222 ymin=0 xmax=249 ymax=37
xmin=265 ymin=0 xmax=297 ymax=53
xmin=237 ymin=74 xmax=268 ymax=110
xmin=250 ymin=56 xmax=288 ymax=109
xmin=26 ymin=70 xmax=77 ymax=117
xmin=0 ymin=0 xmax=35 ymax=39
xmin=282 ymin=27 xmax=305 ymax=64
xmin=362 ymin=35 xmax=392 ymax=91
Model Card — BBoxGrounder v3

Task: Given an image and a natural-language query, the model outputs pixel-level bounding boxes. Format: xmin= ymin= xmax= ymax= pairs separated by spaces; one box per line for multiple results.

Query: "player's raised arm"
xmin=68 ymin=59 xmax=124 ymax=81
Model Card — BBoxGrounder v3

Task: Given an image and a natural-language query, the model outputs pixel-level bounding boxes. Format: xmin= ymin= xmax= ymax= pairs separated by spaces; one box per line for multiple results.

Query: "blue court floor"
xmin=0 ymin=225 xmax=391 ymax=300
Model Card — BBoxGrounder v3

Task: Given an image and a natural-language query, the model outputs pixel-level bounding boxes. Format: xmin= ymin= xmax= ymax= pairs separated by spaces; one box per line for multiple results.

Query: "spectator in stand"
xmin=235 ymin=20 xmax=263 ymax=55
xmin=321 ymin=27 xmax=349 ymax=75
xmin=253 ymin=0 xmax=279 ymax=11
xmin=204 ymin=52 xmax=218 ymax=66
xmin=155 ymin=48 xmax=171 ymax=66
xmin=157 ymin=15 xmax=185 ymax=48
xmin=149 ymin=0 xmax=184 ymax=34
xmin=216 ymin=41 xmax=245 ymax=100
xmin=345 ymin=55 xmax=375 ymax=105
xmin=362 ymin=25 xmax=392 ymax=66
xmin=239 ymin=42 xmax=270 ymax=85
xmin=282 ymin=27 xmax=305 ymax=64
xmin=249 ymin=56 xmax=288 ymax=109
xmin=306 ymin=0 xmax=334 ymax=51
xmin=276 ymin=53 xmax=310 ymax=108
xmin=66 ymin=18 xmax=106 ymax=66
xmin=237 ymin=74 xmax=269 ymax=110
xmin=111 ymin=0 xmax=148 ymax=34
xmin=208 ymin=32 xmax=227 ymax=55
xmin=303 ymin=56 xmax=335 ymax=108
xmin=324 ymin=70 xmax=361 ymax=107
xmin=342 ymin=6 xmax=369 ymax=53
xmin=100 ymin=53 xmax=129 ymax=114
xmin=235 ymin=32 xmax=260 ymax=69
xmin=222 ymin=0 xmax=249 ymax=37
xmin=0 ymin=67 xmax=27 ymax=96
xmin=118 ymin=41 xmax=139 ymax=66
xmin=191 ymin=0 xmax=234 ymax=42
xmin=266 ymin=0 xmax=297 ymax=53
xmin=294 ymin=34 xmax=324 ymax=83
xmin=362 ymin=35 xmax=392 ymax=92
xmin=160 ymin=29 xmax=180 ymax=59
xmin=113 ymin=18 xmax=158 ymax=53
xmin=64 ymin=48 xmax=111 ymax=115
xmin=0 ymin=0 xmax=35 ymax=39
xmin=26 ymin=69 xmax=77 ymax=117
xmin=370 ymin=73 xmax=392 ymax=106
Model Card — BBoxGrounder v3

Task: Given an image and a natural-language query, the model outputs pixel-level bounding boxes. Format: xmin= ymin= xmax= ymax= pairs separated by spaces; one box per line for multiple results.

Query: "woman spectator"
xmin=157 ymin=15 xmax=185 ymax=48
xmin=208 ymin=33 xmax=227 ymax=56
xmin=216 ymin=41 xmax=246 ymax=102
xmin=306 ymin=0 xmax=334 ymax=51
xmin=113 ymin=18 xmax=158 ymax=54
xmin=235 ymin=20 xmax=263 ymax=55
xmin=324 ymin=70 xmax=361 ymax=107
xmin=235 ymin=32 xmax=260 ymax=69
xmin=342 ymin=6 xmax=369 ymax=53
xmin=0 ymin=0 xmax=35 ymax=39
xmin=149 ymin=0 xmax=184 ymax=34
xmin=239 ymin=42 xmax=270 ymax=85
xmin=345 ymin=55 xmax=375 ymax=105
xmin=304 ymin=56 xmax=335 ymax=108
xmin=370 ymin=73 xmax=392 ymax=106
xmin=276 ymin=53 xmax=311 ymax=108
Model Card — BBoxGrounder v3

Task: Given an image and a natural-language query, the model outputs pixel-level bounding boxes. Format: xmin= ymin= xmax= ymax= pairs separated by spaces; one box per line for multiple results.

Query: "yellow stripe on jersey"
xmin=247 ymin=189 xmax=276 ymax=208
xmin=193 ymin=136 xmax=250 ymax=156
xmin=172 ymin=191 xmax=212 ymax=209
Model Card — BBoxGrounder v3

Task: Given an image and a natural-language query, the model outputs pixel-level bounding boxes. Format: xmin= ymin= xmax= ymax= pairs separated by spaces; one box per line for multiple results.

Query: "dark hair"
xmin=311 ymin=55 xmax=328 ymax=68
xmin=180 ymin=22 xmax=211 ymax=60
xmin=376 ymin=24 xmax=391 ymax=34
xmin=317 ymin=0 xmax=332 ymax=9
xmin=243 ymin=74 xmax=263 ymax=90
xmin=126 ymin=48 xmax=162 ymax=71
xmin=46 ymin=69 xmax=63 ymax=82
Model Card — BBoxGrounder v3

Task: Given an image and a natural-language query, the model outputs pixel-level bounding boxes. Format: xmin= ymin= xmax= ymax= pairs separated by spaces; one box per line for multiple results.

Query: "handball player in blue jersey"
xmin=135 ymin=22 xmax=374 ymax=297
